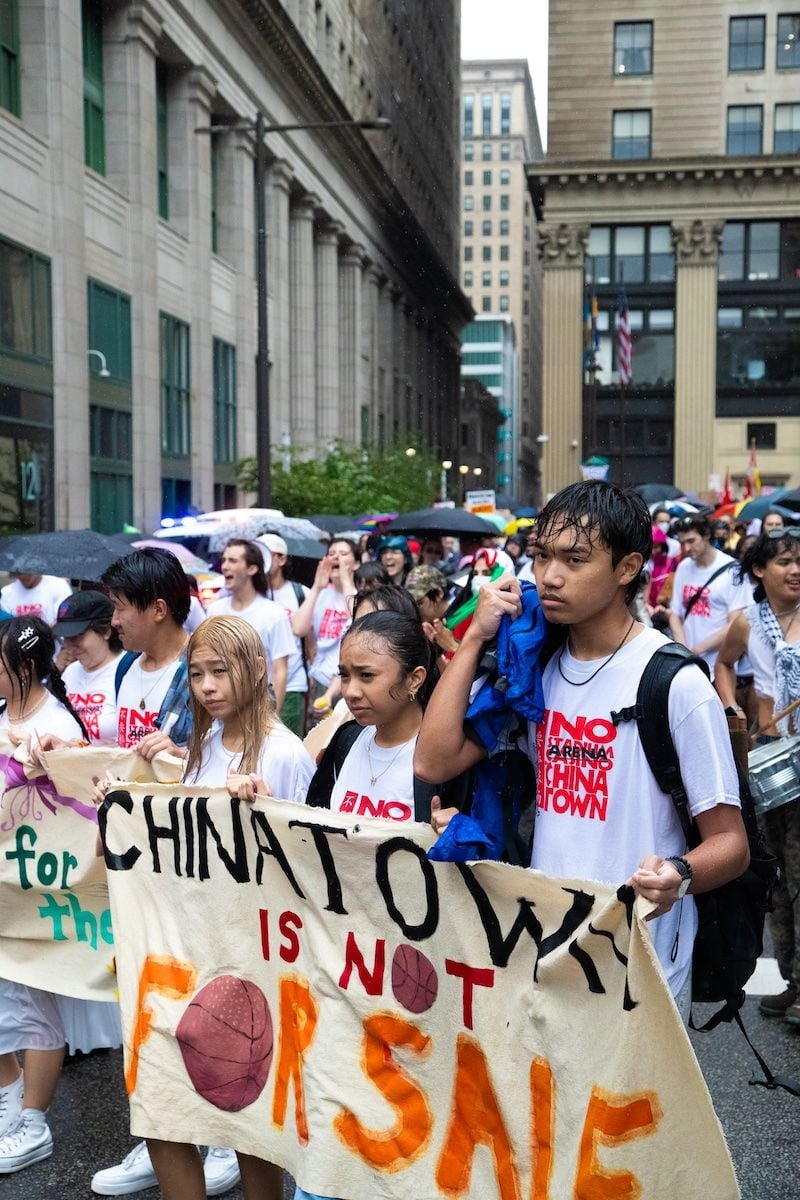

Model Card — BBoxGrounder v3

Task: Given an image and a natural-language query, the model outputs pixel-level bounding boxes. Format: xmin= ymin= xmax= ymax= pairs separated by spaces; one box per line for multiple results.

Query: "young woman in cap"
xmin=56 ymin=591 xmax=125 ymax=745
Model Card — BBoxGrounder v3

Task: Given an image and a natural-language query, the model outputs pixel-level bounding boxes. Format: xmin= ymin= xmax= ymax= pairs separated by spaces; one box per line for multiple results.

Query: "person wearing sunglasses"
xmin=668 ymin=516 xmax=750 ymax=670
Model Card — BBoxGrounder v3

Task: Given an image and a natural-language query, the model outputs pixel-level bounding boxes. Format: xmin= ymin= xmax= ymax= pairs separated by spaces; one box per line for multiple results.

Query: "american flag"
xmin=617 ymin=287 xmax=632 ymax=385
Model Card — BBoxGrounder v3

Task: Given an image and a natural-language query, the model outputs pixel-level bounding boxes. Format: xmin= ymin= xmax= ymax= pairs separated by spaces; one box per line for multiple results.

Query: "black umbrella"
xmin=0 ymin=529 xmax=135 ymax=581
xmin=387 ymin=507 xmax=500 ymax=537
xmin=633 ymin=484 xmax=685 ymax=504
xmin=304 ymin=514 xmax=356 ymax=534
xmin=778 ymin=488 xmax=800 ymax=514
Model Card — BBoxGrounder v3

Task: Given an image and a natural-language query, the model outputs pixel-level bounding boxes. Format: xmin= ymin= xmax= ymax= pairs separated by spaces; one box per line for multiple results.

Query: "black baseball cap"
xmin=53 ymin=590 xmax=113 ymax=637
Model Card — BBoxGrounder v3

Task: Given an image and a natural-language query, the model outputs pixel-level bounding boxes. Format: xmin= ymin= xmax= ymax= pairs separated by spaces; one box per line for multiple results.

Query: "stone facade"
xmin=0 ymin=0 xmax=468 ymax=534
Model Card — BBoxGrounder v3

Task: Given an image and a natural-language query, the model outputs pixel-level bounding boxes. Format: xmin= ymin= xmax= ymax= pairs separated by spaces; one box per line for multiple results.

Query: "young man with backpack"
xmin=416 ymin=481 xmax=749 ymax=1014
xmin=668 ymin=514 xmax=748 ymax=670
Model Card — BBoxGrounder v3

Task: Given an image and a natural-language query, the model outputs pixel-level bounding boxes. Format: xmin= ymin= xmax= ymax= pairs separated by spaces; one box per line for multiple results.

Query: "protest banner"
xmin=0 ymin=737 xmax=181 ymax=1000
xmin=102 ymin=783 xmax=739 ymax=1200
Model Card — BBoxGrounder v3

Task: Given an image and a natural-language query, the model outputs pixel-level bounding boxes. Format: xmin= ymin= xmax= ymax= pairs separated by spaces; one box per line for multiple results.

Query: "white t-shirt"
xmin=63 ymin=654 xmax=123 ymax=745
xmin=115 ymin=656 xmax=181 ymax=748
xmin=0 ymin=576 xmax=71 ymax=625
xmin=184 ymin=596 xmax=206 ymax=633
xmin=185 ymin=722 xmax=314 ymax=804
xmin=328 ymin=727 xmax=416 ymax=823
xmin=0 ymin=692 xmax=82 ymax=741
xmin=310 ymin=586 xmax=351 ymax=688
xmin=270 ymin=580 xmax=310 ymax=694
xmin=205 ymin=595 xmax=295 ymax=683
xmin=531 ymin=626 xmax=740 ymax=997
xmin=670 ymin=550 xmax=748 ymax=668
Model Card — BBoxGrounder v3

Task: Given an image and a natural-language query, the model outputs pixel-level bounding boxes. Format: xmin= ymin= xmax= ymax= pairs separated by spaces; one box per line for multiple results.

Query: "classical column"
xmin=315 ymin=220 xmax=343 ymax=443
xmin=362 ymin=263 xmax=383 ymax=442
xmin=378 ymin=280 xmax=394 ymax=441
xmin=289 ymin=193 xmax=319 ymax=448
xmin=672 ymin=219 xmax=724 ymax=492
xmin=267 ymin=159 xmax=293 ymax=446
xmin=392 ymin=288 xmax=406 ymax=440
xmin=338 ymin=242 xmax=365 ymax=445
xmin=538 ymin=222 xmax=588 ymax=496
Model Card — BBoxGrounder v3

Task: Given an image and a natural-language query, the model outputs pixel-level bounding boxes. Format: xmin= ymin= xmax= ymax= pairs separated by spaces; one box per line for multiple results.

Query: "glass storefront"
xmin=0 ymin=386 xmax=54 ymax=534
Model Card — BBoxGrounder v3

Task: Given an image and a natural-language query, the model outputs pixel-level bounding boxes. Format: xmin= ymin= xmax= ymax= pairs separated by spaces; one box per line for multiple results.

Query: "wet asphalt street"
xmin=3 ymin=993 xmax=800 ymax=1200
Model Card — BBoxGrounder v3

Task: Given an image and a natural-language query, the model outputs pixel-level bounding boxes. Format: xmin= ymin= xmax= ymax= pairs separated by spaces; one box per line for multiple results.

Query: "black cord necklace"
xmin=556 ymin=616 xmax=637 ymax=687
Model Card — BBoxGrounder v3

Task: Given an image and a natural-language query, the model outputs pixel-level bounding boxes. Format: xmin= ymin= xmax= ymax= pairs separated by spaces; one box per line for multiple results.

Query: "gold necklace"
xmin=135 ymin=660 xmax=173 ymax=710
xmin=8 ymin=691 xmax=49 ymax=724
xmin=366 ymin=731 xmax=413 ymax=786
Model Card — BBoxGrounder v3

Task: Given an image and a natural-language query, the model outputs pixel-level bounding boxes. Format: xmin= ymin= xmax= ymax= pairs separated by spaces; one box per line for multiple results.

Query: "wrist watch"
xmin=665 ymin=855 xmax=692 ymax=898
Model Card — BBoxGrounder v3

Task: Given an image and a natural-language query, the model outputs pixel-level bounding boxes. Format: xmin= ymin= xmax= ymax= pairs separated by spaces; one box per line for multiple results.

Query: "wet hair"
xmin=0 ymin=617 xmax=88 ymax=739
xmin=738 ymin=531 xmax=800 ymax=601
xmin=183 ymin=616 xmax=273 ymax=781
xmin=223 ymin=539 xmax=269 ymax=596
xmin=342 ymin=610 xmax=439 ymax=709
xmin=101 ymin=547 xmax=190 ymax=625
xmin=354 ymin=561 xmax=390 ymax=592
xmin=352 ymin=585 xmax=420 ymax=620
xmin=535 ymin=481 xmax=652 ymax=603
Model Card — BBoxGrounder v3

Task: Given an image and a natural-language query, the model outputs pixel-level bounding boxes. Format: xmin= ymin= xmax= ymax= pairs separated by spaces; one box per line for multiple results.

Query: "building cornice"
xmin=528 ymin=154 xmax=800 ymax=189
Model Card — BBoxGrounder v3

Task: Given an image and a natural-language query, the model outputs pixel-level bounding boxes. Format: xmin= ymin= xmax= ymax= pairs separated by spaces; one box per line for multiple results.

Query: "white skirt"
xmin=57 ymin=997 xmax=122 ymax=1055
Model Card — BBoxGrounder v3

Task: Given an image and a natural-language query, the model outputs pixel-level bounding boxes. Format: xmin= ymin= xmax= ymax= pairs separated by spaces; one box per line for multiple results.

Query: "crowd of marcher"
xmin=0 ymin=482 xmax=797 ymax=1199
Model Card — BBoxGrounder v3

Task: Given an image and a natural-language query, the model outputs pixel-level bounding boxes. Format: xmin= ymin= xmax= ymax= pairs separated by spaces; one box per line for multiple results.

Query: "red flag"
xmin=721 ymin=470 xmax=733 ymax=505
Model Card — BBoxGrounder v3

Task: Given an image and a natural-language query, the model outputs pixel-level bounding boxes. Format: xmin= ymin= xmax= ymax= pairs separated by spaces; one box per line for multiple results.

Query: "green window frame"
xmin=87 ymin=279 xmax=132 ymax=382
xmin=0 ymin=0 xmax=20 ymax=117
xmin=0 ymin=236 xmax=52 ymax=362
xmin=82 ymin=0 xmax=105 ymax=173
xmin=156 ymin=63 xmax=169 ymax=219
xmin=213 ymin=338 xmax=237 ymax=463
xmin=159 ymin=313 xmax=191 ymax=457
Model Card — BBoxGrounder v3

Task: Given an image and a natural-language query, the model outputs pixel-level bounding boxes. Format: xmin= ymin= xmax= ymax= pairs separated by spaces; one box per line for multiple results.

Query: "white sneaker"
xmin=0 ymin=1110 xmax=53 ymax=1173
xmin=91 ymin=1141 xmax=157 ymax=1195
xmin=0 ymin=1073 xmax=23 ymax=1138
xmin=203 ymin=1146 xmax=241 ymax=1196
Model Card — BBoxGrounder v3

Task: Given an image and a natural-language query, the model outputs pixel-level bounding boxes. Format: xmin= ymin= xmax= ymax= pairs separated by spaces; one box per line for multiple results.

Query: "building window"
xmin=482 ymin=169 xmax=492 ymax=185
xmin=717 ymin=303 xmax=800 ymax=408
xmin=500 ymin=169 xmax=510 ymax=185
xmin=156 ymin=63 xmax=169 ymax=220
xmin=500 ymin=219 xmax=509 ymax=236
xmin=482 ymin=219 xmax=492 ymax=235
xmin=729 ymin=15 xmax=765 ymax=71
xmin=500 ymin=143 xmax=510 ymax=160
xmin=213 ymin=338 xmax=237 ymax=464
xmin=499 ymin=270 xmax=510 ymax=286
xmin=464 ymin=143 xmax=474 ymax=161
xmin=87 ymin=279 xmax=132 ymax=381
xmin=500 ymin=244 xmax=509 ymax=261
xmin=0 ymin=237 xmax=52 ymax=360
xmin=481 ymin=296 xmax=492 ymax=312
xmin=719 ymin=220 xmax=781 ymax=280
xmin=586 ymin=224 xmax=674 ymax=285
xmin=500 ymin=91 xmax=511 ymax=134
xmin=482 ymin=142 xmax=492 ymax=161
xmin=82 ymin=0 xmax=105 ymax=173
xmin=464 ymin=169 xmax=473 ymax=186
xmin=160 ymin=313 xmax=191 ymax=457
xmin=0 ymin=1 xmax=20 ymax=117
xmin=464 ymin=246 xmax=473 ymax=262
xmin=464 ymin=220 xmax=473 ymax=236
xmin=360 ymin=404 xmax=369 ymax=446
xmin=463 ymin=94 xmax=474 ymax=137
xmin=523 ymin=274 xmax=530 ymax=290
xmin=464 ymin=195 xmax=474 ymax=211
xmin=775 ymin=102 xmax=800 ymax=152
xmin=482 ymin=246 xmax=492 ymax=262
xmin=523 ymin=249 xmax=529 ymax=265
xmin=777 ymin=14 xmax=800 ymax=68
xmin=482 ymin=195 xmax=492 ymax=211
xmin=612 ymin=109 xmax=651 ymax=159
xmin=523 ymin=300 xmax=530 ymax=316
xmin=613 ymin=21 xmax=653 ymax=75
xmin=499 ymin=295 xmax=509 ymax=312
xmin=726 ymin=104 xmax=762 ymax=154
xmin=500 ymin=194 xmax=510 ymax=211
xmin=482 ymin=270 xmax=491 ymax=287
xmin=464 ymin=271 xmax=473 ymax=288
xmin=481 ymin=93 xmax=492 ymax=135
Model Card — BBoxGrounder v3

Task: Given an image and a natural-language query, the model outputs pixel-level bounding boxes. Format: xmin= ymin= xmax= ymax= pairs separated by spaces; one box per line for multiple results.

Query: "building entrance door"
xmin=0 ymin=424 xmax=54 ymax=534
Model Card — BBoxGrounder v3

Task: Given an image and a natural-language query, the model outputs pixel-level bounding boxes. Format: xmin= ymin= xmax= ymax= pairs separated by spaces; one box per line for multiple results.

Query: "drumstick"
xmin=757 ymin=695 xmax=800 ymax=739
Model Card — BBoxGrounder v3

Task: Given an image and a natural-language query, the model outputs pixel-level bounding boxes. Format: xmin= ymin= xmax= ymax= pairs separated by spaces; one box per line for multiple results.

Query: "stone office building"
xmin=0 ymin=0 xmax=468 ymax=535
xmin=528 ymin=1 xmax=800 ymax=496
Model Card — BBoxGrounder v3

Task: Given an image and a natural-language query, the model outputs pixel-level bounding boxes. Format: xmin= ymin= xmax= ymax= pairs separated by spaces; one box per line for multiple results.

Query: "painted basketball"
xmin=176 ymin=975 xmax=273 ymax=1111
xmin=391 ymin=944 xmax=439 ymax=1014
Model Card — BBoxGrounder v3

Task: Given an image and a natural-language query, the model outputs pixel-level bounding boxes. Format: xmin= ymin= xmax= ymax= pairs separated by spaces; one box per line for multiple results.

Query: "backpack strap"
xmin=114 ymin=652 xmax=139 ymax=699
xmin=682 ymin=562 xmax=734 ymax=619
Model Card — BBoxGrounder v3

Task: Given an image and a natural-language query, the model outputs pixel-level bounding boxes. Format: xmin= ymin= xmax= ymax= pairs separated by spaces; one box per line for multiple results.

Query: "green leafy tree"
xmin=236 ymin=440 xmax=440 ymax=517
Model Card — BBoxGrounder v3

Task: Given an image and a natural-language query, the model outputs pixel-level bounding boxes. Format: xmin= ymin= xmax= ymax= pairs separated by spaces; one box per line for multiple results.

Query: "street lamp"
xmin=440 ymin=459 xmax=452 ymax=501
xmin=405 ymin=447 xmax=417 ymax=458
xmin=473 ymin=467 xmax=482 ymax=478
xmin=198 ymin=114 xmax=391 ymax=507
xmin=88 ymin=349 xmax=110 ymax=378
xmin=458 ymin=463 xmax=469 ymax=502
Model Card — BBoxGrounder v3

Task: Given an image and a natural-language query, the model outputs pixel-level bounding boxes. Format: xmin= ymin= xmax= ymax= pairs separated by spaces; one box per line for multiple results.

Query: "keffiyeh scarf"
xmin=751 ymin=599 xmax=800 ymax=735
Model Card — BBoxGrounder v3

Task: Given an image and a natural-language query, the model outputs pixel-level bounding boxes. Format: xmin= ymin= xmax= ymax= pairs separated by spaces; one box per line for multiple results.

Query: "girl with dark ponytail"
xmin=0 ymin=616 xmax=88 ymax=741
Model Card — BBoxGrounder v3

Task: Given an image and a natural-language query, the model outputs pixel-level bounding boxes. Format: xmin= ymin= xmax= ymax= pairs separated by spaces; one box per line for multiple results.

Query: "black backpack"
xmin=612 ymin=642 xmax=799 ymax=1096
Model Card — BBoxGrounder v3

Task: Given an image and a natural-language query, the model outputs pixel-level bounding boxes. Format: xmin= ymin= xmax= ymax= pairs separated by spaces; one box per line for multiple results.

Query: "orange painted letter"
xmin=574 ymin=1086 xmax=662 ymax=1200
xmin=125 ymin=954 xmax=197 ymax=1094
xmin=272 ymin=976 xmax=319 ymax=1145
xmin=530 ymin=1057 xmax=555 ymax=1200
xmin=335 ymin=1013 xmax=432 ymax=1171
xmin=436 ymin=1032 xmax=521 ymax=1200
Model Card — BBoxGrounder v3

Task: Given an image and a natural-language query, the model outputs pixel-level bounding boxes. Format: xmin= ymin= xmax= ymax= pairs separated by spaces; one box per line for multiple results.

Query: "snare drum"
xmin=748 ymin=735 xmax=800 ymax=816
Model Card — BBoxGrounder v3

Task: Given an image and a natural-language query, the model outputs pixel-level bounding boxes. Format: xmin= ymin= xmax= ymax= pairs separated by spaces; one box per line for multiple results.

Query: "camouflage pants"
xmin=762 ymin=798 xmax=800 ymax=987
